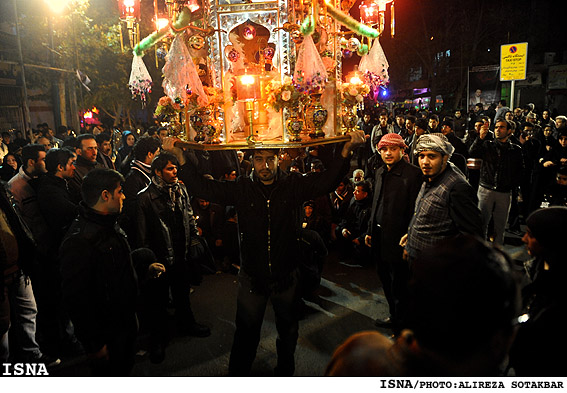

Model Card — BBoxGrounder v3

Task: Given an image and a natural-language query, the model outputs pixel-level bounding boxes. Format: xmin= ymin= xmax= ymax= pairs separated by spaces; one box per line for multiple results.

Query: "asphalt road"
xmin=49 ymin=229 xmax=529 ymax=378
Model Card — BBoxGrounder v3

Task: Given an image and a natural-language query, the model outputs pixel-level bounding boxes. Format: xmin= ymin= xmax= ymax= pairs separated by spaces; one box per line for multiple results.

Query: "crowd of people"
xmin=1 ymin=99 xmax=566 ymax=377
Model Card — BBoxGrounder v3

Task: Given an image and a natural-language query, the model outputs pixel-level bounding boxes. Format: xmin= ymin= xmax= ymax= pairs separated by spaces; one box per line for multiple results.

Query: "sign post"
xmin=500 ymin=42 xmax=528 ymax=109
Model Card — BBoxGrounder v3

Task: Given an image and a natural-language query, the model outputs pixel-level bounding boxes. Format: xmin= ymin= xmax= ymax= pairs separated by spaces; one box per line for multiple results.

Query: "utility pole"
xmin=48 ymin=16 xmax=62 ymax=129
xmin=12 ymin=0 xmax=32 ymax=139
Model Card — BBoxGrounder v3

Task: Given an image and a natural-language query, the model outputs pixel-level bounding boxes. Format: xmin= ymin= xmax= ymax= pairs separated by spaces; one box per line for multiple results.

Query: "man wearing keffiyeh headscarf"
xmin=136 ymin=152 xmax=210 ymax=363
xmin=400 ymin=134 xmax=482 ymax=263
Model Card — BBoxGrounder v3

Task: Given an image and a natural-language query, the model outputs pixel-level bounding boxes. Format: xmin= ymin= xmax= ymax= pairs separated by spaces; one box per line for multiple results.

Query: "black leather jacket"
xmin=178 ymin=149 xmax=350 ymax=291
xmin=469 ymin=138 xmax=524 ymax=192
xmin=136 ymin=181 xmax=199 ymax=267
xmin=59 ymin=203 xmax=138 ymax=353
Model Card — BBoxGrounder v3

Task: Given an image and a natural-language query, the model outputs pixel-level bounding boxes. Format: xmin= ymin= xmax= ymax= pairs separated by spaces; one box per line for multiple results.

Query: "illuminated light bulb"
xmin=155 ymin=17 xmax=169 ymax=30
xmin=188 ymin=0 xmax=200 ymax=12
xmin=350 ymin=76 xmax=363 ymax=85
xmin=241 ymin=75 xmax=255 ymax=85
xmin=45 ymin=0 xmax=72 ymax=14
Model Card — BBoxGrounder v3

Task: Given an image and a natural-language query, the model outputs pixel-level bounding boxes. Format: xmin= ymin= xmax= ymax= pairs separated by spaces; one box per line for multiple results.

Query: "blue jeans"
xmin=228 ymin=269 xmax=301 ymax=376
xmin=477 ymin=186 xmax=512 ymax=246
xmin=0 ymin=273 xmax=42 ymax=362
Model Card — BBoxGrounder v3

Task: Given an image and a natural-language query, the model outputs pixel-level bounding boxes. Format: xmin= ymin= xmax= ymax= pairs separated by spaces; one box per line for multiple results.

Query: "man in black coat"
xmin=335 ymin=180 xmax=372 ymax=264
xmin=34 ymin=148 xmax=80 ymax=355
xmin=136 ymin=152 xmax=210 ymax=360
xmin=163 ymin=131 xmax=364 ymax=376
xmin=509 ymin=207 xmax=567 ymax=376
xmin=364 ymin=133 xmax=422 ymax=330
xmin=120 ymin=136 xmax=161 ymax=247
xmin=59 ymin=169 xmax=138 ymax=376
xmin=67 ymin=134 xmax=103 ymax=203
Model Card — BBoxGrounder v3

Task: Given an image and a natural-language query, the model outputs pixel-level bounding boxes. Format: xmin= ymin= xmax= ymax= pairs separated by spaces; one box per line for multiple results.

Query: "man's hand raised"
xmin=341 ymin=130 xmax=367 ymax=158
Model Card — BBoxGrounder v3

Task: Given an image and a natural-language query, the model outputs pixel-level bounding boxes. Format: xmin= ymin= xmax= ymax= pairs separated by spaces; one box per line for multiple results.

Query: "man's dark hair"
xmin=151 ymin=152 xmax=179 ymax=175
xmin=415 ymin=118 xmax=428 ymax=131
xmin=57 ymin=125 xmax=68 ymax=135
xmin=45 ymin=148 xmax=75 ymax=174
xmin=353 ymin=180 xmax=372 ymax=194
xmin=1 ymin=131 xmax=10 ymax=138
xmin=21 ymin=144 xmax=45 ymax=168
xmin=77 ymin=133 xmax=96 ymax=149
xmin=521 ymin=121 xmax=534 ymax=130
xmin=311 ymin=159 xmax=325 ymax=171
xmin=429 ymin=114 xmax=439 ymax=121
xmin=495 ymin=119 xmax=512 ymax=130
xmin=146 ymin=126 xmax=157 ymax=137
xmin=63 ymin=136 xmax=78 ymax=149
xmin=157 ymin=127 xmax=168 ymax=135
xmin=480 ymin=115 xmax=490 ymax=123
xmin=557 ymin=166 xmax=567 ymax=177
xmin=222 ymin=166 xmax=237 ymax=177
xmin=475 ymin=103 xmax=483 ymax=110
xmin=406 ymin=115 xmax=417 ymax=123
xmin=95 ymin=133 xmax=111 ymax=144
xmin=133 ymin=136 xmax=161 ymax=161
xmin=499 ymin=99 xmax=507 ymax=106
xmin=441 ymin=120 xmax=454 ymax=130
xmin=405 ymin=235 xmax=519 ymax=358
xmin=251 ymin=149 xmax=279 ymax=158
xmin=81 ymin=168 xmax=124 ymax=208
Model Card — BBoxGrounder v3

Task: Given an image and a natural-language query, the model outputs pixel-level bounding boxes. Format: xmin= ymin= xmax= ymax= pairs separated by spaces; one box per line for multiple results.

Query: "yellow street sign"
xmin=500 ymin=43 xmax=528 ymax=81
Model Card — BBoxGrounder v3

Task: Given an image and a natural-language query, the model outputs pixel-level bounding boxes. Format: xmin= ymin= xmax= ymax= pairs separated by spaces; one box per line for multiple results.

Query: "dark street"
xmin=49 ymin=231 xmax=529 ymax=377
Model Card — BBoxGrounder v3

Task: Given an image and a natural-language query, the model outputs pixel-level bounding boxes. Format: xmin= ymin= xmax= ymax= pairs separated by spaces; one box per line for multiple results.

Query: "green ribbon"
xmin=133 ymin=6 xmax=194 ymax=56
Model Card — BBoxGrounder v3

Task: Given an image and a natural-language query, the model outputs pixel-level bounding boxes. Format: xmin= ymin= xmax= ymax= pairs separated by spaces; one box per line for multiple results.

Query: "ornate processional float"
xmin=122 ymin=0 xmax=393 ymax=149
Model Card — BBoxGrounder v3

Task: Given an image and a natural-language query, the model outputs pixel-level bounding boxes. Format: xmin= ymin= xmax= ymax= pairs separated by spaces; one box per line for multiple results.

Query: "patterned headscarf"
xmin=377 ymin=133 xmax=407 ymax=150
xmin=414 ymin=133 xmax=455 ymax=157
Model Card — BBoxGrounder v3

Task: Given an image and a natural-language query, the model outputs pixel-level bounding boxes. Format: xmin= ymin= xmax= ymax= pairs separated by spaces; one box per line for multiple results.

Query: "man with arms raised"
xmin=163 ymin=131 xmax=364 ymax=376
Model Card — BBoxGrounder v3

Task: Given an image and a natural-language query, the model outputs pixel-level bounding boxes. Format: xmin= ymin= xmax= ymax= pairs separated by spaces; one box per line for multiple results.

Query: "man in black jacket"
xmin=364 ymin=133 xmax=422 ymax=330
xmin=163 ymin=131 xmax=364 ymax=376
xmin=335 ymin=180 xmax=372 ymax=264
xmin=34 ymin=148 xmax=80 ymax=356
xmin=67 ymin=134 xmax=103 ymax=203
xmin=0 ymin=181 xmax=59 ymax=367
xmin=508 ymin=207 xmax=567 ymax=376
xmin=469 ymin=119 xmax=524 ymax=245
xmin=59 ymin=169 xmax=138 ymax=375
xmin=136 ymin=152 xmax=210 ymax=352
xmin=120 ymin=136 xmax=161 ymax=247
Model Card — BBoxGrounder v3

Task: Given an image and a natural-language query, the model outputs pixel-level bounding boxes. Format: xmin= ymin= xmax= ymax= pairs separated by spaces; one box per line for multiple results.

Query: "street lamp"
xmin=118 ymin=0 xmax=141 ymax=49
xmin=44 ymin=0 xmax=73 ymax=14
xmin=359 ymin=0 xmax=395 ymax=37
